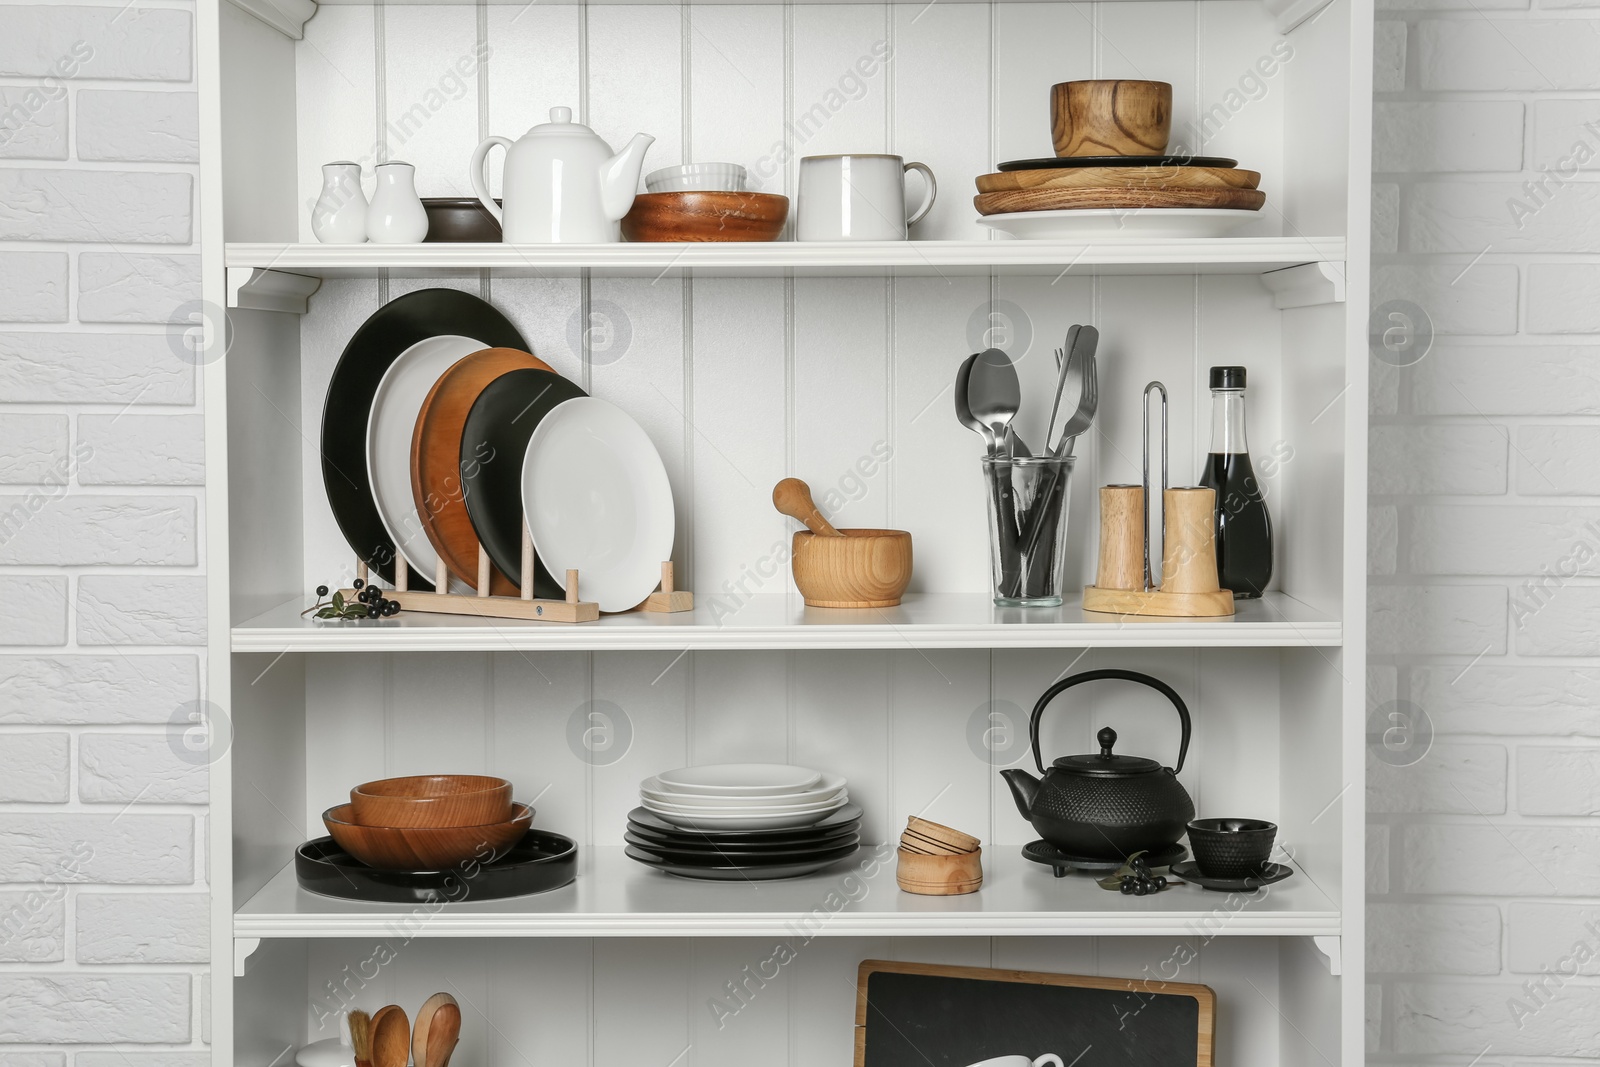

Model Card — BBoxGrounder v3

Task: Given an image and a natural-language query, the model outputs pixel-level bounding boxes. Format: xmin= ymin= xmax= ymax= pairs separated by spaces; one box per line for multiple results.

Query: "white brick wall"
xmin=1370 ymin=0 xmax=1600 ymax=1060
xmin=0 ymin=3 xmax=206 ymax=1061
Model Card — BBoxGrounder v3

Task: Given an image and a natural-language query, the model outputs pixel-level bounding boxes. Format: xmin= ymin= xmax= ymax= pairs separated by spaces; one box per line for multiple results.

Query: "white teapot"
xmin=470 ymin=107 xmax=654 ymax=243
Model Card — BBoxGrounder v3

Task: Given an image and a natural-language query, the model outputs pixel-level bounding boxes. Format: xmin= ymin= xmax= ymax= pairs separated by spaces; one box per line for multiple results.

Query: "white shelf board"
xmin=224 ymin=238 xmax=1346 ymax=291
xmin=235 ymin=845 xmax=1340 ymax=939
xmin=231 ymin=592 xmax=1339 ymax=652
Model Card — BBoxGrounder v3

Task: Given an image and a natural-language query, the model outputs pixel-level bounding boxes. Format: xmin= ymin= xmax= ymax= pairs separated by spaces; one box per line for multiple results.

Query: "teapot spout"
xmin=599 ymin=133 xmax=656 ymax=221
xmin=1000 ymin=768 xmax=1041 ymax=821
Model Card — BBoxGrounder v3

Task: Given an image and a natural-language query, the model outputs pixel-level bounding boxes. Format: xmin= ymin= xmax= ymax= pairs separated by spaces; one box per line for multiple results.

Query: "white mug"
xmin=965 ymin=1056 xmax=1063 ymax=1067
xmin=797 ymin=154 xmax=936 ymax=241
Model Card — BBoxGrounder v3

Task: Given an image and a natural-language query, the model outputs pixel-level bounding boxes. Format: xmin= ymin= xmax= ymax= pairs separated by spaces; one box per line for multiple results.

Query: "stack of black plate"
xmin=625 ymin=804 xmax=863 ymax=881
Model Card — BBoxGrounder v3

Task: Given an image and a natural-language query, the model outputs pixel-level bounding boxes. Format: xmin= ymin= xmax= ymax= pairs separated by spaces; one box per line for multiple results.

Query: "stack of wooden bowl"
xmin=321 ymin=774 xmax=532 ymax=870
xmin=973 ymin=79 xmax=1265 ymax=233
xmin=896 ymin=816 xmax=983 ymax=895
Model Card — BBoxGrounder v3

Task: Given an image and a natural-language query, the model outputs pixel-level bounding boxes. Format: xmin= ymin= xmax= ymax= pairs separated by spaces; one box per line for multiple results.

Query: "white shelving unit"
xmin=200 ymin=0 xmax=1371 ymax=1062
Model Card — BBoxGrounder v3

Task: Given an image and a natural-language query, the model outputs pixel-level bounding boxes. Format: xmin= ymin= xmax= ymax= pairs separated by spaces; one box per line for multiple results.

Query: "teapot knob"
xmin=1097 ymin=726 xmax=1118 ymax=758
xmin=550 ymin=106 xmax=573 ymax=123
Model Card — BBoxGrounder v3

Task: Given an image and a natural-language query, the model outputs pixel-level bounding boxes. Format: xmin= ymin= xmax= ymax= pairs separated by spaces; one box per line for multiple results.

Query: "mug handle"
xmin=1032 ymin=1057 xmax=1064 ymax=1067
xmin=470 ymin=136 xmax=514 ymax=224
xmin=903 ymin=161 xmax=937 ymax=226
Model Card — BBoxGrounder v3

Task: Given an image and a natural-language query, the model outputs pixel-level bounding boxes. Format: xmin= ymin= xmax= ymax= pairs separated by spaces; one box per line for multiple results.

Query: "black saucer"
xmin=1022 ymin=840 xmax=1187 ymax=878
xmin=1169 ymin=860 xmax=1293 ymax=891
xmin=997 ymin=155 xmax=1238 ymax=172
xmin=294 ymin=830 xmax=577 ymax=903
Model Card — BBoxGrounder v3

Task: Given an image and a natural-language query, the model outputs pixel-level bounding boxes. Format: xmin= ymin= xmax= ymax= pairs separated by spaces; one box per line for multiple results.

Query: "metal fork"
xmin=1054 ymin=329 xmax=1098 ymax=457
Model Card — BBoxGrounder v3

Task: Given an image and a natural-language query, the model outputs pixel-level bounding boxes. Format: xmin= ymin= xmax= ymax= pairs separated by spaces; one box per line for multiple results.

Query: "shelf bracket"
xmin=225 ymin=0 xmax=317 ymax=39
xmin=235 ymin=936 xmax=263 ymax=977
xmin=1312 ymin=935 xmax=1341 ymax=975
xmin=1263 ymin=0 xmax=1336 ymax=33
xmin=227 ymin=267 xmax=322 ymax=314
xmin=1260 ymin=261 xmax=1345 ymax=310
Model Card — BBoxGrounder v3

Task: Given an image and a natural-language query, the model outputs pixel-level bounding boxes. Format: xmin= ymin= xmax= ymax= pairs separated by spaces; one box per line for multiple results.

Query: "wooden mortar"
xmin=790 ymin=529 xmax=912 ymax=608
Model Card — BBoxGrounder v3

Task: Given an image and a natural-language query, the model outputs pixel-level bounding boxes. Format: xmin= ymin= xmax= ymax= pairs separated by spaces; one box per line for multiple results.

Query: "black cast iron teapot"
xmin=1001 ymin=668 xmax=1194 ymax=860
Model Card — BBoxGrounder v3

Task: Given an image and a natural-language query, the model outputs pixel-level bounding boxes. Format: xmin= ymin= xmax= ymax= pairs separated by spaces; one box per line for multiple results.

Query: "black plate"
xmin=320 ymin=288 xmax=527 ymax=588
xmin=460 ymin=368 xmax=587 ymax=597
xmin=626 ymin=841 xmax=860 ymax=880
xmin=1169 ymin=860 xmax=1293 ymax=891
xmin=626 ymin=803 xmax=863 ymax=840
xmin=1022 ymin=839 xmax=1187 ymax=876
xmin=623 ymin=829 xmax=862 ymax=861
xmin=294 ymin=829 xmax=576 ymax=903
xmin=997 ymin=155 xmax=1238 ymax=171
xmin=626 ymin=818 xmax=861 ymax=852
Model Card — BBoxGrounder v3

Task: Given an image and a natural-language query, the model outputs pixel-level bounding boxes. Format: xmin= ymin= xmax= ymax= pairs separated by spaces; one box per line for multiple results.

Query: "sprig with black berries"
xmin=301 ymin=578 xmax=402 ymax=620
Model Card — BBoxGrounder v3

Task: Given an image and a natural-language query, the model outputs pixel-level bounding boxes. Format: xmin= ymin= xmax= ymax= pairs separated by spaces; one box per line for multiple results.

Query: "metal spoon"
xmin=953 ymin=353 xmax=994 ymax=455
xmin=968 ymin=348 xmax=1022 ymax=459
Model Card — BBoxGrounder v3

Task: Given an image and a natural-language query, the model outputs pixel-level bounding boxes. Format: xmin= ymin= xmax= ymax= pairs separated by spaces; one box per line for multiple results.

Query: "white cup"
xmin=797 ymin=154 xmax=936 ymax=241
xmin=965 ymin=1056 xmax=1064 ymax=1067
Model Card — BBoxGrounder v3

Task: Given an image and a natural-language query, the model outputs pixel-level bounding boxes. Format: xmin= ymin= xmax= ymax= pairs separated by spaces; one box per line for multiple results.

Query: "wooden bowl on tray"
xmin=323 ymin=801 xmax=533 ymax=870
xmin=350 ymin=773 xmax=513 ymax=828
xmin=622 ymin=191 xmax=789 ymax=242
xmin=1051 ymin=79 xmax=1172 ymax=157
xmin=791 ymin=529 xmax=913 ymax=608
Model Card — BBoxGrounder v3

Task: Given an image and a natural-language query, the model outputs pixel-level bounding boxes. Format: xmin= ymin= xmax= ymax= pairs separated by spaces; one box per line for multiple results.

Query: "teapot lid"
xmin=529 ymin=106 xmax=596 ymax=135
xmin=1051 ymin=727 xmax=1164 ymax=777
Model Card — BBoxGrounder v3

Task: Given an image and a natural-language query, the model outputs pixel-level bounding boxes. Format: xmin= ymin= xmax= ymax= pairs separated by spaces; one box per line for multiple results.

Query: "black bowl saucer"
xmin=626 ymin=840 xmax=859 ymax=881
xmin=295 ymin=829 xmax=577 ymax=903
xmin=997 ymin=155 xmax=1238 ymax=171
xmin=1169 ymin=860 xmax=1293 ymax=891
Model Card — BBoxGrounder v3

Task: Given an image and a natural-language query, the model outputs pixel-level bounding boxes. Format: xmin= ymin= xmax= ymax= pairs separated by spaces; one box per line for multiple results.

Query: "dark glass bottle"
xmin=1198 ymin=366 xmax=1272 ymax=598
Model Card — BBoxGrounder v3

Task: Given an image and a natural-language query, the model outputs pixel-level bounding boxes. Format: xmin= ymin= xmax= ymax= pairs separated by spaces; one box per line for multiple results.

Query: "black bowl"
xmin=1187 ymin=818 xmax=1277 ymax=878
xmin=422 ymin=197 xmax=502 ymax=242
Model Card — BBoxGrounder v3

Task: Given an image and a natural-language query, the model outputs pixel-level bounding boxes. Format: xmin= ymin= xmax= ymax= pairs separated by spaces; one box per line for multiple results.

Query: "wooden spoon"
xmin=413 ymin=992 xmax=457 ymax=1067
xmin=369 ymin=1005 xmax=410 ymax=1067
xmin=772 ymin=478 xmax=844 ymax=537
xmin=425 ymin=1001 xmax=462 ymax=1067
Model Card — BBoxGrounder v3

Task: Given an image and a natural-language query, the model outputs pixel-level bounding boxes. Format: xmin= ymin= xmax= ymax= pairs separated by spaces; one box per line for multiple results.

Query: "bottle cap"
xmin=1210 ymin=366 xmax=1247 ymax=390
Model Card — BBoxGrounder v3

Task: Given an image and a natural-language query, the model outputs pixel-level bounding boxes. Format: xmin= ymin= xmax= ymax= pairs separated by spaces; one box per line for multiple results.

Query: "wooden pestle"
xmin=772 ymin=478 xmax=845 ymax=536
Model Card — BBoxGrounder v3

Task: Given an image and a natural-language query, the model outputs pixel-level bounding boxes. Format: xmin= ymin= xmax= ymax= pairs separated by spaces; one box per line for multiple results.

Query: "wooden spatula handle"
xmin=772 ymin=478 xmax=844 ymax=537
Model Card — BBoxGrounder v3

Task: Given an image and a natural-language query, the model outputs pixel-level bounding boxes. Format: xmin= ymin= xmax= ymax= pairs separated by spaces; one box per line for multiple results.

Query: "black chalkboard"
xmin=854 ymin=961 xmax=1213 ymax=1067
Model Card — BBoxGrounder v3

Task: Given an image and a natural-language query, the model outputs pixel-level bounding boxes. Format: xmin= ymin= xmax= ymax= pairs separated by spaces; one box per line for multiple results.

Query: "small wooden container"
xmin=897 ymin=846 xmax=983 ymax=895
xmin=1051 ymin=79 xmax=1172 ymax=157
xmin=905 ymin=816 xmax=981 ymax=855
xmin=791 ymin=529 xmax=912 ymax=608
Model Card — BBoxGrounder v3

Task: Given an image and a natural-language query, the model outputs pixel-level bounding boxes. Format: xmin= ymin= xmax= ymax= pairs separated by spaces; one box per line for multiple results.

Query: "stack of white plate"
xmin=627 ymin=764 xmax=860 ymax=881
xmin=639 ymin=764 xmax=849 ymax=831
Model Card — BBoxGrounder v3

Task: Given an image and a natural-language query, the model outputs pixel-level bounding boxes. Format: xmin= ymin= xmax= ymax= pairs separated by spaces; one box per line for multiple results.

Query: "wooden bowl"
xmin=622 ymin=191 xmax=789 ymax=242
xmin=349 ymin=774 xmax=513 ymax=828
xmin=896 ymin=846 xmax=983 ymax=895
xmin=1051 ymin=80 xmax=1172 ymax=157
xmin=323 ymin=801 xmax=533 ymax=870
xmin=904 ymin=816 xmax=981 ymax=854
xmin=791 ymin=529 xmax=912 ymax=608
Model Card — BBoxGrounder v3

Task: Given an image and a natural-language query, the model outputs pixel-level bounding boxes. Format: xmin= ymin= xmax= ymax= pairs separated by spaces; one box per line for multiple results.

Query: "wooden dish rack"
xmin=344 ymin=523 xmax=693 ymax=624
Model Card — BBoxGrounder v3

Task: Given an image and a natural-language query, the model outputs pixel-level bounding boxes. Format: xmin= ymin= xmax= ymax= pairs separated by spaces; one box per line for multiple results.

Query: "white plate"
xmin=365 ymin=334 xmax=487 ymax=586
xmin=522 ymin=397 xmax=676 ymax=613
xmin=641 ymin=793 xmax=848 ymax=817
xmin=655 ymin=763 xmax=822 ymax=796
xmin=640 ymin=773 xmax=846 ymax=808
xmin=976 ymin=208 xmax=1258 ymax=240
xmin=646 ymin=806 xmax=848 ymax=831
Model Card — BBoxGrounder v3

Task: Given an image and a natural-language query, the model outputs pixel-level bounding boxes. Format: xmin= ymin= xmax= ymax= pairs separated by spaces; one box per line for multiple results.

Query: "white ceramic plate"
xmin=522 ymin=397 xmax=676 ymax=613
xmin=654 ymin=763 xmax=822 ymax=796
xmin=976 ymin=208 xmax=1258 ymax=240
xmin=365 ymin=334 xmax=486 ymax=586
xmin=641 ymin=793 xmax=848 ymax=817
xmin=645 ymin=805 xmax=848 ymax=831
xmin=640 ymin=773 xmax=846 ymax=808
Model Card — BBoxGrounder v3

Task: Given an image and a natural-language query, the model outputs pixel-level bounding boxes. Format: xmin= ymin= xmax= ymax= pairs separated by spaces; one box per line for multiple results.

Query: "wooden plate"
xmin=976 ymin=166 xmax=1259 ymax=193
xmin=974 ymin=187 xmax=1265 ymax=215
xmin=411 ymin=347 xmax=552 ymax=593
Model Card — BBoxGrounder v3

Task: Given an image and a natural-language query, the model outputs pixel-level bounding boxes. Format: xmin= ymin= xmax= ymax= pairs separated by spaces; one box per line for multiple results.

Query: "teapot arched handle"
xmin=1028 ymin=668 xmax=1191 ymax=777
xmin=470 ymin=136 xmax=513 ymax=224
